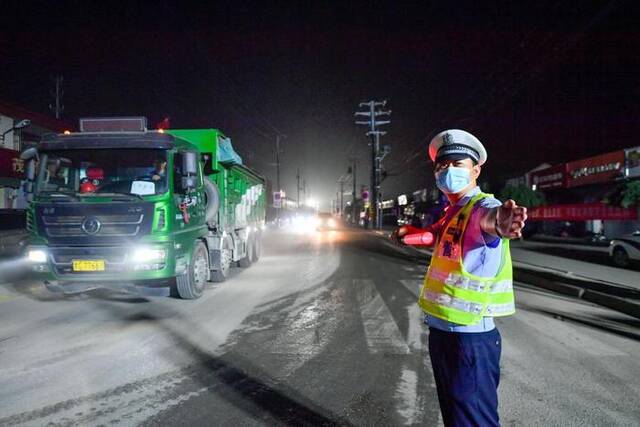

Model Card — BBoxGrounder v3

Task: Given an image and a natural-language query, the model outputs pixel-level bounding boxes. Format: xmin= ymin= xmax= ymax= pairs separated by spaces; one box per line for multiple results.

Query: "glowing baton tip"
xmin=403 ymin=232 xmax=435 ymax=246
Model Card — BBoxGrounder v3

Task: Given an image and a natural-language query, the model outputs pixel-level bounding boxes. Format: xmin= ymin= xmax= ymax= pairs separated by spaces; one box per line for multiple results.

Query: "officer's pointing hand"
xmin=496 ymin=199 xmax=527 ymax=239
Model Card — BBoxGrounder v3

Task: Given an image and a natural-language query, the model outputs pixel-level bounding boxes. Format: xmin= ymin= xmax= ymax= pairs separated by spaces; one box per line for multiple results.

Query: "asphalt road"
xmin=0 ymin=229 xmax=639 ymax=426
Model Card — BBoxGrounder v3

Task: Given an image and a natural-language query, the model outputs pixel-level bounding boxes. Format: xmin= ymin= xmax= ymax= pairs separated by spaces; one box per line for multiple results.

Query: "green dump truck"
xmin=21 ymin=117 xmax=265 ymax=299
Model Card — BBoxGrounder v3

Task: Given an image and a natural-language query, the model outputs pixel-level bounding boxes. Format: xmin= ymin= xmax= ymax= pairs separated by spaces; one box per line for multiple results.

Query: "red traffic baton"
xmin=402 ymin=231 xmax=435 ymax=246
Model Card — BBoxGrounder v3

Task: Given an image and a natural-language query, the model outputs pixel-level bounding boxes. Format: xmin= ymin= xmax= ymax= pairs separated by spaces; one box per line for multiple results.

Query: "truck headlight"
xmin=27 ymin=249 xmax=47 ymax=263
xmin=131 ymin=248 xmax=166 ymax=263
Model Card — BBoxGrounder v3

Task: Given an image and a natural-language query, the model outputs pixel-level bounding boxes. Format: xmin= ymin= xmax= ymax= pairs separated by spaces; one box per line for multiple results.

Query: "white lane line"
xmin=355 ymin=279 xmax=410 ymax=355
xmin=406 ymin=303 xmax=424 ymax=352
xmin=395 ymin=366 xmax=420 ymax=425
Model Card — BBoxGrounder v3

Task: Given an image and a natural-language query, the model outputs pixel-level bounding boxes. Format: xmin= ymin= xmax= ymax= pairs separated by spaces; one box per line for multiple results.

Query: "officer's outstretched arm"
xmin=481 ymin=199 xmax=528 ymax=239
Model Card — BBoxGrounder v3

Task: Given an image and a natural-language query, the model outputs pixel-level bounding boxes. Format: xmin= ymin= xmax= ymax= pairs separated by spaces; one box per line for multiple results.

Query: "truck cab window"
xmin=35 ymin=149 xmax=169 ymax=196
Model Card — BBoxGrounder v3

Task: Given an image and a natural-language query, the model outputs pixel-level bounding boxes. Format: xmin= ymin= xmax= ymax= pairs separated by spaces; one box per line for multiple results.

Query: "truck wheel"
xmin=211 ymin=239 xmax=232 ymax=282
xmin=177 ymin=241 xmax=209 ymax=299
xmin=251 ymin=234 xmax=261 ymax=263
xmin=238 ymin=236 xmax=253 ymax=268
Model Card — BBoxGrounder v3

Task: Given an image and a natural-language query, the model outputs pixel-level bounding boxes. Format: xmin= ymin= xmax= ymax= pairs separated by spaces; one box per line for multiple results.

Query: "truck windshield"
xmin=35 ymin=149 xmax=169 ymax=197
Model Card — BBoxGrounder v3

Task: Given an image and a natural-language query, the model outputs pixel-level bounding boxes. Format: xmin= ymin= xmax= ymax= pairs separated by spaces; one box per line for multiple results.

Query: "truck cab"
xmin=23 ymin=117 xmax=265 ymax=299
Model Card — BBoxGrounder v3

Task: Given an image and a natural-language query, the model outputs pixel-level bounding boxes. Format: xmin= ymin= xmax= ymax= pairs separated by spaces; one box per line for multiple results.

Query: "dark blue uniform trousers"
xmin=428 ymin=327 xmax=502 ymax=427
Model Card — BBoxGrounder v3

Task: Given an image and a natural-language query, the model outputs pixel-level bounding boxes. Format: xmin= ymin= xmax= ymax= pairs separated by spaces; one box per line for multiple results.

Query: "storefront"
xmin=528 ymin=149 xmax=638 ymax=238
xmin=0 ymin=100 xmax=72 ymax=208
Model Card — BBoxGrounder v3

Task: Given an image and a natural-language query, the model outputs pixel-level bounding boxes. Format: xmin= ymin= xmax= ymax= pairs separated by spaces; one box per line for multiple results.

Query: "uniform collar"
xmin=454 ymin=186 xmax=481 ymax=207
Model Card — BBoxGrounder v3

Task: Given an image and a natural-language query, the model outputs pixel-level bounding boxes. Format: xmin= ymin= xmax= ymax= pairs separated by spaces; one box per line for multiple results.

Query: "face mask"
xmin=436 ymin=167 xmax=471 ymax=194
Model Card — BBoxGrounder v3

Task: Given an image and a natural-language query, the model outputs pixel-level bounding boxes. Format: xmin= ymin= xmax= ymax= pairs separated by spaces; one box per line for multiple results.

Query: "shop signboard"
xmin=412 ymin=188 xmax=428 ymax=203
xmin=625 ymin=146 xmax=640 ymax=178
xmin=528 ymin=203 xmax=637 ymax=221
xmin=0 ymin=148 xmax=25 ymax=180
xmin=530 ymin=164 xmax=567 ymax=190
xmin=381 ymin=199 xmax=395 ymax=209
xmin=566 ymin=150 xmax=624 ymax=188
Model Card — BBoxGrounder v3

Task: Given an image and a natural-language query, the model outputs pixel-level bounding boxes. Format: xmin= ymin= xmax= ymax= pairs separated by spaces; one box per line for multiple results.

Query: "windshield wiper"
xmin=92 ymin=192 xmax=145 ymax=201
xmin=40 ymin=191 xmax=79 ymax=202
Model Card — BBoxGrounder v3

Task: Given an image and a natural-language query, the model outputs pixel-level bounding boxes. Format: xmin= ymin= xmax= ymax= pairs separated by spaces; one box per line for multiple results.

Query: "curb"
xmin=581 ymin=289 xmax=640 ymax=319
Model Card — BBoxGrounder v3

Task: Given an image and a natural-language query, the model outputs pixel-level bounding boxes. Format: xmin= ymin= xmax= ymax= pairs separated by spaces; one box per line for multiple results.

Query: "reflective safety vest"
xmin=418 ymin=192 xmax=515 ymax=325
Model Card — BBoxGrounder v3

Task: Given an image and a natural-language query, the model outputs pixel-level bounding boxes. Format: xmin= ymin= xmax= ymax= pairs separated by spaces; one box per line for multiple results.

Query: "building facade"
xmin=0 ymin=100 xmax=72 ymax=208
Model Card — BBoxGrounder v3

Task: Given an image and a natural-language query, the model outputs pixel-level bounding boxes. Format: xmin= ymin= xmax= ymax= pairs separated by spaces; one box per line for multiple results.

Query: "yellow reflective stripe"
xmin=427 ymin=268 xmax=513 ymax=294
xmin=486 ymin=302 xmax=515 ymax=315
xmin=423 ymin=290 xmax=484 ymax=315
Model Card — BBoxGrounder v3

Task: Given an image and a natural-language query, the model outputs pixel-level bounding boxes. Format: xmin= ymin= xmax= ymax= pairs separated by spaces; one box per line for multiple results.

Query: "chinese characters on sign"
xmin=0 ymin=148 xmax=25 ymax=180
xmin=528 ymin=203 xmax=637 ymax=221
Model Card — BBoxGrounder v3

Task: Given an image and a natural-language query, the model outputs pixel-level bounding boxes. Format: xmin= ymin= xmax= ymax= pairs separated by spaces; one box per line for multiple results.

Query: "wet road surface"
xmin=0 ymin=229 xmax=639 ymax=426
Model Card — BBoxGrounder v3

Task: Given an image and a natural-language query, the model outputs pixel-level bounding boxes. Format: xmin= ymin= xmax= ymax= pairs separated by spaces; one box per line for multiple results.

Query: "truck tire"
xmin=204 ymin=179 xmax=220 ymax=224
xmin=251 ymin=233 xmax=261 ymax=263
xmin=211 ymin=238 xmax=232 ymax=282
xmin=177 ymin=241 xmax=209 ymax=299
xmin=238 ymin=235 xmax=253 ymax=268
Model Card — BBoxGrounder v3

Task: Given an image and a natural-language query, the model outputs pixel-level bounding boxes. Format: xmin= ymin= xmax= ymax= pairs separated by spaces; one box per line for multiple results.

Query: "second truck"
xmin=21 ymin=117 xmax=266 ymax=299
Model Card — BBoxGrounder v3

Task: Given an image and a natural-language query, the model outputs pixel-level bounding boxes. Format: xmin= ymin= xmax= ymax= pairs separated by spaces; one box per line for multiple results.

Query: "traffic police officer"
xmin=398 ymin=129 xmax=527 ymax=426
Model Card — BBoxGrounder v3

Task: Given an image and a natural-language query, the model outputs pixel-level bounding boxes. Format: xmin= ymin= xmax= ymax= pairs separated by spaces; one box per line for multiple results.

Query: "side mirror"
xmin=20 ymin=148 xmax=39 ymax=196
xmin=20 ymin=147 xmax=38 ymax=161
xmin=181 ymin=151 xmax=198 ymax=190
xmin=182 ymin=151 xmax=198 ymax=175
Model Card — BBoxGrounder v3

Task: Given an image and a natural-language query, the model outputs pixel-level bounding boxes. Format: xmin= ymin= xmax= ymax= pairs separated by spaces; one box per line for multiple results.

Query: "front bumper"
xmin=44 ymin=279 xmax=172 ymax=296
xmin=27 ymin=244 xmax=188 ymax=289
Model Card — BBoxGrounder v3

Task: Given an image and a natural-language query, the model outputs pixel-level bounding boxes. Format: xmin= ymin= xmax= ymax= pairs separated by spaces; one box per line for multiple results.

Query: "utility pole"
xmin=355 ymin=100 xmax=391 ymax=229
xmin=49 ymin=75 xmax=64 ymax=119
xmin=275 ymin=135 xmax=282 ymax=192
xmin=302 ymin=179 xmax=306 ymax=205
xmin=337 ymin=174 xmax=348 ymax=217
xmin=274 ymin=135 xmax=285 ymax=222
xmin=339 ymin=179 xmax=344 ymax=216
xmin=296 ymin=167 xmax=301 ymax=208
xmin=348 ymin=158 xmax=357 ymax=225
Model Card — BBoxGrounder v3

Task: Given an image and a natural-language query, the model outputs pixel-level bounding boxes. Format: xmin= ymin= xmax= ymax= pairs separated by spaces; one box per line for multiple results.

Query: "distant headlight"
xmin=131 ymin=248 xmax=166 ymax=263
xmin=27 ymin=249 xmax=47 ymax=263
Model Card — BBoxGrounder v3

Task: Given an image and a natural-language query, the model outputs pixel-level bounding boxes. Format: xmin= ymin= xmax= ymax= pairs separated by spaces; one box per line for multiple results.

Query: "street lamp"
xmin=1 ymin=119 xmax=31 ymax=147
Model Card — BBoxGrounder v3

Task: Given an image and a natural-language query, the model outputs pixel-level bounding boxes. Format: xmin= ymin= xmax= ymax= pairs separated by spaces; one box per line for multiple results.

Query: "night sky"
xmin=2 ymin=1 xmax=639 ymax=208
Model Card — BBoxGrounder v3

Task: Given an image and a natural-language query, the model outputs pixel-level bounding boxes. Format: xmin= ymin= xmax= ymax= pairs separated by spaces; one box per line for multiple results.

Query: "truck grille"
xmin=35 ymin=202 xmax=154 ymax=245
xmin=43 ymin=214 xmax=143 ymax=237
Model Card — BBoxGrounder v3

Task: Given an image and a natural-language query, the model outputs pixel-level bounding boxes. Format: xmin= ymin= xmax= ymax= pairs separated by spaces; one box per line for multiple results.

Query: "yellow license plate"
xmin=72 ymin=260 xmax=105 ymax=272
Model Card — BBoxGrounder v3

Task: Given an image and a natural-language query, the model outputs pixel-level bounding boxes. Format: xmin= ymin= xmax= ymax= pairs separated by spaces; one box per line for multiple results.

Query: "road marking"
xmin=395 ymin=366 xmax=420 ymax=425
xmin=400 ymin=279 xmax=422 ymax=299
xmin=0 ymin=294 xmax=18 ymax=303
xmin=406 ymin=303 xmax=424 ymax=351
xmin=355 ymin=279 xmax=410 ymax=355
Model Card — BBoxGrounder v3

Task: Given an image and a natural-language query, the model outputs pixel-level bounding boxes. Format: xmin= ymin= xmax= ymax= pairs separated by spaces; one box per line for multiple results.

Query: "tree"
xmin=621 ymin=181 xmax=640 ymax=208
xmin=499 ymin=185 xmax=545 ymax=208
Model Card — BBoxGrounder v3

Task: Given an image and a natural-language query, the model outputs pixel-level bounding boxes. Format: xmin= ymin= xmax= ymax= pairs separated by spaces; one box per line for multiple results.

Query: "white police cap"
xmin=428 ymin=129 xmax=487 ymax=166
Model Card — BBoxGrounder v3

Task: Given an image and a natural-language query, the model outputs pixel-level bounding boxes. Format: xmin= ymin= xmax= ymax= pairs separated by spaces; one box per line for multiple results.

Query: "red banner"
xmin=528 ymin=203 xmax=637 ymax=221
xmin=0 ymin=148 xmax=25 ymax=180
